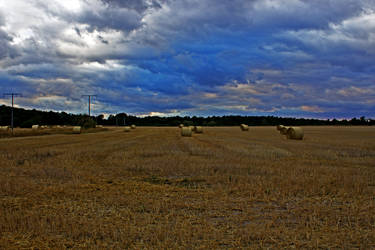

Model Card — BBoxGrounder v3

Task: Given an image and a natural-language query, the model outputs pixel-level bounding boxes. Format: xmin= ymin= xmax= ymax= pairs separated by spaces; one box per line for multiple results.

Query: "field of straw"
xmin=0 ymin=126 xmax=374 ymax=248
xmin=0 ymin=127 xmax=107 ymax=138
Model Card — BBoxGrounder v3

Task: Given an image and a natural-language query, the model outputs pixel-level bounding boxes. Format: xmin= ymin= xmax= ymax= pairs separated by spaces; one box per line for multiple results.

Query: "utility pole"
xmin=3 ymin=93 xmax=22 ymax=133
xmin=81 ymin=95 xmax=97 ymax=116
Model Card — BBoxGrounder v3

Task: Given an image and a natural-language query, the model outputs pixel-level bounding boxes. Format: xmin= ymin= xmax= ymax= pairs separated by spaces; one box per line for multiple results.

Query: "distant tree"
xmin=183 ymin=120 xmax=194 ymax=126
xmin=360 ymin=116 xmax=367 ymax=125
xmin=207 ymin=120 xmax=217 ymax=126
xmin=78 ymin=116 xmax=97 ymax=129
xmin=0 ymin=104 xmax=373 ymax=127
xmin=96 ymin=114 xmax=105 ymax=125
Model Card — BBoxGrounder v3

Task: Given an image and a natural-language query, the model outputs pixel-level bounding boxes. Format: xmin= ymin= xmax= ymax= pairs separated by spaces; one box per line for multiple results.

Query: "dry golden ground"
xmin=0 ymin=127 xmax=107 ymax=138
xmin=0 ymin=126 xmax=374 ymax=248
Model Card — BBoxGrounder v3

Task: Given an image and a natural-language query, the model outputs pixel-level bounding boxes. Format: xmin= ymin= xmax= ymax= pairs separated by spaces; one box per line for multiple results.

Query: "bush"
xmin=78 ymin=117 xmax=97 ymax=129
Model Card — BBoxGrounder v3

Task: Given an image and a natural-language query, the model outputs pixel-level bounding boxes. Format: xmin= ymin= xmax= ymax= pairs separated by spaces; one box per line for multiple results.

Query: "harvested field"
xmin=0 ymin=127 xmax=107 ymax=138
xmin=0 ymin=126 xmax=374 ymax=248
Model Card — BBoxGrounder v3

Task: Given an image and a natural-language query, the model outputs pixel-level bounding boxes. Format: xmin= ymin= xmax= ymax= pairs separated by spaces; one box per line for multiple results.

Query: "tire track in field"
xmin=53 ymin=130 xmax=157 ymax=162
xmin=172 ymin=129 xmax=250 ymax=157
xmin=0 ymin=130 xmax=153 ymax=165
xmin=191 ymin=132 xmax=292 ymax=159
xmin=172 ymin=133 xmax=230 ymax=159
xmin=0 ymin=129 xmax=120 ymax=150
xmin=192 ymin=135 xmax=252 ymax=157
xmin=89 ymin=133 xmax=153 ymax=158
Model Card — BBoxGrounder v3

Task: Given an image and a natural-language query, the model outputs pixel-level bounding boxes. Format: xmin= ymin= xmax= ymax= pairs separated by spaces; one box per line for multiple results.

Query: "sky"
xmin=0 ymin=0 xmax=374 ymax=118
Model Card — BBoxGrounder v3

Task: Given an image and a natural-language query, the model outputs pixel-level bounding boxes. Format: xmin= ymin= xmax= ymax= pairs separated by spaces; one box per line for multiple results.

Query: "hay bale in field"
xmin=194 ymin=126 xmax=203 ymax=133
xmin=72 ymin=126 xmax=81 ymax=134
xmin=32 ymin=125 xmax=39 ymax=130
xmin=188 ymin=126 xmax=195 ymax=132
xmin=179 ymin=124 xmax=184 ymax=128
xmin=0 ymin=126 xmax=10 ymax=131
xmin=131 ymin=125 xmax=136 ymax=129
xmin=286 ymin=127 xmax=304 ymax=140
xmin=279 ymin=126 xmax=289 ymax=135
xmin=240 ymin=124 xmax=249 ymax=131
xmin=181 ymin=127 xmax=192 ymax=137
xmin=124 ymin=126 xmax=131 ymax=132
xmin=276 ymin=125 xmax=284 ymax=131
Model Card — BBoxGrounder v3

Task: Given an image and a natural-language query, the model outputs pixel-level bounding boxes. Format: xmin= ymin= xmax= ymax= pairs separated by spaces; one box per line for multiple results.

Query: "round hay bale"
xmin=131 ymin=124 xmax=136 ymax=129
xmin=72 ymin=126 xmax=81 ymax=134
xmin=32 ymin=125 xmax=39 ymax=130
xmin=179 ymin=124 xmax=184 ymax=128
xmin=188 ymin=126 xmax=195 ymax=132
xmin=124 ymin=126 xmax=131 ymax=132
xmin=279 ymin=126 xmax=289 ymax=135
xmin=181 ymin=127 xmax=192 ymax=137
xmin=276 ymin=125 xmax=284 ymax=131
xmin=194 ymin=126 xmax=203 ymax=133
xmin=0 ymin=126 xmax=10 ymax=131
xmin=240 ymin=124 xmax=249 ymax=131
xmin=286 ymin=127 xmax=304 ymax=140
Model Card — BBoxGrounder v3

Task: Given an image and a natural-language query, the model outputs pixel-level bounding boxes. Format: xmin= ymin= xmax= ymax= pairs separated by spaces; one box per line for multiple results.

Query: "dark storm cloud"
xmin=0 ymin=30 xmax=16 ymax=60
xmin=77 ymin=7 xmax=142 ymax=32
xmin=0 ymin=0 xmax=374 ymax=117
xmin=101 ymin=0 xmax=164 ymax=13
xmin=0 ymin=12 xmax=19 ymax=61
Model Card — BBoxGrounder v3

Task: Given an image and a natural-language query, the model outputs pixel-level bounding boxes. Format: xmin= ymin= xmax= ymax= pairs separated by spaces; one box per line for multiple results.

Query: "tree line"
xmin=0 ymin=105 xmax=374 ymax=128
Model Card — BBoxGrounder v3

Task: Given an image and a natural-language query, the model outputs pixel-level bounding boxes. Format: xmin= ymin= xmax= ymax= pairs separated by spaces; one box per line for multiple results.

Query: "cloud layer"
xmin=0 ymin=0 xmax=374 ymax=118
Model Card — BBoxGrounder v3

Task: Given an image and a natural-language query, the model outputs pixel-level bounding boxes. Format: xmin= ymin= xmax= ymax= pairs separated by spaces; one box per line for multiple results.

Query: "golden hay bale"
xmin=279 ymin=126 xmax=289 ymax=135
xmin=32 ymin=125 xmax=39 ymax=130
xmin=0 ymin=126 xmax=10 ymax=131
xmin=277 ymin=125 xmax=284 ymax=131
xmin=72 ymin=126 xmax=81 ymax=134
xmin=240 ymin=124 xmax=249 ymax=131
xmin=181 ymin=127 xmax=192 ymax=137
xmin=124 ymin=126 xmax=131 ymax=132
xmin=286 ymin=127 xmax=304 ymax=140
xmin=131 ymin=124 xmax=136 ymax=129
xmin=194 ymin=126 xmax=203 ymax=133
xmin=188 ymin=126 xmax=195 ymax=131
xmin=179 ymin=124 xmax=184 ymax=128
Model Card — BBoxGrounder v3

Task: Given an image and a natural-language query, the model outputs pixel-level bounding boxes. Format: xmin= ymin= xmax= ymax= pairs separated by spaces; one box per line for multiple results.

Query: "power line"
xmin=81 ymin=95 xmax=97 ymax=116
xmin=3 ymin=93 xmax=22 ymax=133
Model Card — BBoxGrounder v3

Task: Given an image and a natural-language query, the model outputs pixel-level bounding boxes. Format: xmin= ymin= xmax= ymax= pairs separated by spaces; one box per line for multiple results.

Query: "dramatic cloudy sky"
xmin=0 ymin=0 xmax=374 ymax=118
